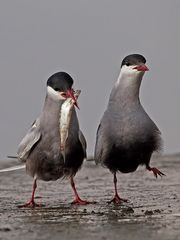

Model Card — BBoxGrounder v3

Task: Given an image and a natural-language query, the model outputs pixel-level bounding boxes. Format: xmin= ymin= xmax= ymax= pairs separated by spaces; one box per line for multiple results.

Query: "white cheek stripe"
xmin=47 ymin=86 xmax=66 ymax=101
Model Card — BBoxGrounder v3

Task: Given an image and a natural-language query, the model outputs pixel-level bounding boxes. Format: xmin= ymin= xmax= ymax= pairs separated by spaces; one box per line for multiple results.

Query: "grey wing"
xmin=94 ymin=121 xmax=114 ymax=165
xmin=17 ymin=118 xmax=41 ymax=162
xmin=79 ymin=130 xmax=87 ymax=159
xmin=94 ymin=123 xmax=103 ymax=164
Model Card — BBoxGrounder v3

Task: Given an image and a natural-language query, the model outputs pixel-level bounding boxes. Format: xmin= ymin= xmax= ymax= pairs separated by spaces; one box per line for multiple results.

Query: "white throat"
xmin=109 ymin=65 xmax=145 ymax=106
xmin=115 ymin=65 xmax=144 ymax=88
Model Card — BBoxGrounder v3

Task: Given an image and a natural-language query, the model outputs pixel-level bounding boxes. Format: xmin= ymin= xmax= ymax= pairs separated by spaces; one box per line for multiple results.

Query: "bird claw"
xmin=147 ymin=167 xmax=166 ymax=178
xmin=108 ymin=195 xmax=128 ymax=204
xmin=18 ymin=200 xmax=41 ymax=208
xmin=71 ymin=197 xmax=96 ymax=205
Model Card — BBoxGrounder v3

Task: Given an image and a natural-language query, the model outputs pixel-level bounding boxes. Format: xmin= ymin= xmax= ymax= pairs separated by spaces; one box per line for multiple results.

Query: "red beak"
xmin=133 ymin=64 xmax=149 ymax=72
xmin=66 ymin=89 xmax=79 ymax=109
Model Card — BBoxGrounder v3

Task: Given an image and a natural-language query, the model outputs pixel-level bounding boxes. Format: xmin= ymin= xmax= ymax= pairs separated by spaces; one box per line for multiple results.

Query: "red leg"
xmin=70 ymin=177 xmax=96 ymax=205
xmin=146 ymin=166 xmax=166 ymax=178
xmin=108 ymin=173 xmax=127 ymax=204
xmin=18 ymin=179 xmax=41 ymax=208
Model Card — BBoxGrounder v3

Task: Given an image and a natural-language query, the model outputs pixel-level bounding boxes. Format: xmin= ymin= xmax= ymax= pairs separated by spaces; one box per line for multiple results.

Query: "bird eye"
xmin=54 ymin=88 xmax=60 ymax=91
xmin=126 ymin=62 xmax=130 ymax=66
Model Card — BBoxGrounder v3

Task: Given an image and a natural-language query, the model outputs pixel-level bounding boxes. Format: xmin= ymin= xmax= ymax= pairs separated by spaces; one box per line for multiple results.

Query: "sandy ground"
xmin=0 ymin=155 xmax=179 ymax=240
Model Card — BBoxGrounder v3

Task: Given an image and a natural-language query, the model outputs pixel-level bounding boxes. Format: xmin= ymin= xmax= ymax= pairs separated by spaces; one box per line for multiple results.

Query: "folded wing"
xmin=17 ymin=118 xmax=41 ymax=162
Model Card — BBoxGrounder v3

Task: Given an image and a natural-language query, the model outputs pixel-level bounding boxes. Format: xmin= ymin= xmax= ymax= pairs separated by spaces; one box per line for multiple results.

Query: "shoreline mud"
xmin=0 ymin=155 xmax=179 ymax=240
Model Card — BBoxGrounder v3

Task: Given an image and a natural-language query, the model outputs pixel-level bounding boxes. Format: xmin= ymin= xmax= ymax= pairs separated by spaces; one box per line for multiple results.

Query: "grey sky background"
xmin=0 ymin=0 xmax=179 ymax=160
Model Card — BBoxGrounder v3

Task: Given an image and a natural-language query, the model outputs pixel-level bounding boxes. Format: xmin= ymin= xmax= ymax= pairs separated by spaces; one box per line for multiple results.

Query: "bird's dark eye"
xmin=126 ymin=62 xmax=130 ymax=66
xmin=54 ymin=88 xmax=60 ymax=91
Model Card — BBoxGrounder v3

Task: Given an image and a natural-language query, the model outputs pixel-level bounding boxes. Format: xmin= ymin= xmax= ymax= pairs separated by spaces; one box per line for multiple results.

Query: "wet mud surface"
xmin=0 ymin=155 xmax=179 ymax=240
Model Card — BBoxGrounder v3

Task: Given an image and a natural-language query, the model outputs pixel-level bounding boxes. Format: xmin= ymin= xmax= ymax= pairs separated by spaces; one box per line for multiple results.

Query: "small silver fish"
xmin=60 ymin=90 xmax=81 ymax=160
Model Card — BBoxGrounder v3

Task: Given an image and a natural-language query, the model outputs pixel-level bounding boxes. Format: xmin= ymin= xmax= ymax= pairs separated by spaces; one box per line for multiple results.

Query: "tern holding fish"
xmin=16 ymin=72 xmax=92 ymax=207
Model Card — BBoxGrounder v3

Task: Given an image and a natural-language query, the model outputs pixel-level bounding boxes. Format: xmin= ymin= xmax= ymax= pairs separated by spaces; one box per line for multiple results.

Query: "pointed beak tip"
xmin=66 ymin=89 xmax=80 ymax=109
xmin=74 ymin=102 xmax=80 ymax=110
xmin=145 ymin=66 xmax=149 ymax=71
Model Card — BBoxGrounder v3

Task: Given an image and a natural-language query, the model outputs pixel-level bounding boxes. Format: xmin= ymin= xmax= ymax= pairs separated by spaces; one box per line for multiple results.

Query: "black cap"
xmin=121 ymin=54 xmax=146 ymax=67
xmin=47 ymin=72 xmax=74 ymax=92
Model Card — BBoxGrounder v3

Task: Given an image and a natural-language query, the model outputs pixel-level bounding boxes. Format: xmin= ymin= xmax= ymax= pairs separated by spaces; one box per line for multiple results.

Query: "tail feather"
xmin=0 ymin=165 xmax=25 ymax=173
xmin=7 ymin=155 xmax=18 ymax=159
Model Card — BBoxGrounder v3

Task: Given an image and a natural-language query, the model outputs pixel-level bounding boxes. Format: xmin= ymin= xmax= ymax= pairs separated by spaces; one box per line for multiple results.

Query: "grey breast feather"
xmin=17 ymin=118 xmax=41 ymax=162
xmin=79 ymin=130 xmax=87 ymax=158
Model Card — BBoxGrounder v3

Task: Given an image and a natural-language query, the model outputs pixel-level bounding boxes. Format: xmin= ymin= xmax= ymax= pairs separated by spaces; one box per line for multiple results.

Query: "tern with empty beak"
xmin=94 ymin=54 xmax=165 ymax=204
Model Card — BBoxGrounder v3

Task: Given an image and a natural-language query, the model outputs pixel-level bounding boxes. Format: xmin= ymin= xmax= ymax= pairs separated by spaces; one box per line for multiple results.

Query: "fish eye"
xmin=61 ymin=92 xmax=67 ymax=97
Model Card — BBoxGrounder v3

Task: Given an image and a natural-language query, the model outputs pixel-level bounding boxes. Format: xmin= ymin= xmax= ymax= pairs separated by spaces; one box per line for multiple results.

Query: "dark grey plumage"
xmin=94 ymin=54 xmax=164 ymax=204
xmin=17 ymin=72 xmax=90 ymax=207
